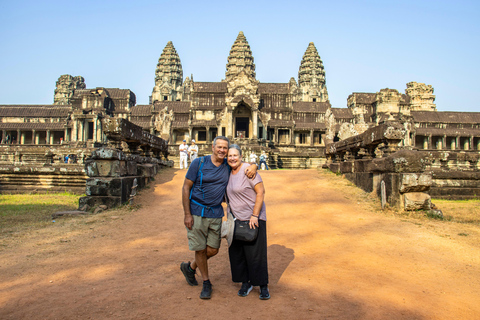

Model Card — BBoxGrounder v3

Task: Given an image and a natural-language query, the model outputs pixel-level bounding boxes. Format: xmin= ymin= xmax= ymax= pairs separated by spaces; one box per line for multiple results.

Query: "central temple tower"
xmin=224 ymin=31 xmax=260 ymax=139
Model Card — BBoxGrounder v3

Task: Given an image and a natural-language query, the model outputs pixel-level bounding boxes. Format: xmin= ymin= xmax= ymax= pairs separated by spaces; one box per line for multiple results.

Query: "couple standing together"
xmin=180 ymin=136 xmax=270 ymax=300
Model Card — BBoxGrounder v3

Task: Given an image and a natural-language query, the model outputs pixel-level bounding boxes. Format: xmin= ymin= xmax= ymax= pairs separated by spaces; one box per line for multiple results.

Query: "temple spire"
xmin=298 ymin=42 xmax=329 ymax=102
xmin=225 ymin=31 xmax=256 ymax=81
xmin=152 ymin=41 xmax=183 ymax=103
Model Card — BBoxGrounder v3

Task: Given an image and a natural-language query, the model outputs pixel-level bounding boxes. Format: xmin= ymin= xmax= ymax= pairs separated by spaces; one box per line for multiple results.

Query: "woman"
xmin=226 ymin=144 xmax=270 ymax=300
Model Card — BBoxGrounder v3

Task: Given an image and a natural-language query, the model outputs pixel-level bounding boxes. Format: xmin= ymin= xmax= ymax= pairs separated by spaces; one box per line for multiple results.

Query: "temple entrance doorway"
xmin=233 ymin=103 xmax=251 ymax=139
xmin=235 ymin=117 xmax=249 ymax=138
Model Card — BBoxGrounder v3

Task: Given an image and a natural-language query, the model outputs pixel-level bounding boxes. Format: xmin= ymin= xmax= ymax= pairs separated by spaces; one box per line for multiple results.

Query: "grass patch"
xmin=432 ymin=199 xmax=480 ymax=225
xmin=0 ymin=193 xmax=82 ymax=235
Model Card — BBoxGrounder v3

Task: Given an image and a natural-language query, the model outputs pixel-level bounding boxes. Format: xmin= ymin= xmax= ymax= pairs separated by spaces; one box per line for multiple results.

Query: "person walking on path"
xmin=180 ymin=136 xmax=257 ymax=299
xmin=259 ymin=151 xmax=269 ymax=170
xmin=179 ymin=139 xmax=189 ymax=169
xmin=188 ymin=139 xmax=198 ymax=164
xmin=226 ymin=144 xmax=270 ymax=299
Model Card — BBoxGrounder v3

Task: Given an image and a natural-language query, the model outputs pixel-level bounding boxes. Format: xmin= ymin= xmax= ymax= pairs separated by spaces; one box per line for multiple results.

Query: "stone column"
xmin=423 ymin=136 xmax=428 ymax=150
xmin=310 ymin=129 xmax=314 ymax=146
xmin=72 ymin=120 xmax=78 ymax=141
xmin=79 ymin=120 xmax=84 ymax=142
xmin=20 ymin=132 xmax=25 ymax=145
xmin=456 ymin=136 xmax=460 ymax=150
xmin=32 ymin=130 xmax=36 ymax=145
xmin=451 ymin=137 xmax=455 ymax=150
xmin=227 ymin=110 xmax=233 ymax=138
xmin=275 ymin=128 xmax=279 ymax=144
xmin=428 ymin=134 xmax=432 ymax=149
xmin=64 ymin=128 xmax=68 ymax=142
xmin=46 ymin=130 xmax=51 ymax=145
xmin=442 ymin=135 xmax=446 ymax=150
xmin=1 ymin=130 xmax=5 ymax=143
xmin=206 ymin=127 xmax=211 ymax=142
xmin=470 ymin=136 xmax=474 ymax=150
xmin=93 ymin=118 xmax=98 ymax=142
xmin=252 ymin=111 xmax=258 ymax=139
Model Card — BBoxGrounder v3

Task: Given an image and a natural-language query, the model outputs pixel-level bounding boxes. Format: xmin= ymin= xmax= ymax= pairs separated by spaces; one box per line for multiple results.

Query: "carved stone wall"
xmin=53 ymin=75 xmax=86 ymax=105
xmin=405 ymin=81 xmax=436 ymax=111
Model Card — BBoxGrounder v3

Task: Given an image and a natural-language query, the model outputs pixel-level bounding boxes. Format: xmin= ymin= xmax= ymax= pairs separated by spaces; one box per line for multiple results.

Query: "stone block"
xmin=85 ymin=176 xmax=140 ymax=203
xmin=369 ymin=150 xmax=428 ymax=173
xmin=79 ymin=196 xmax=122 ymax=209
xmin=137 ymin=163 xmax=155 ymax=179
xmin=399 ymin=173 xmax=432 ymax=193
xmin=85 ymin=160 xmax=127 ymax=177
xmin=403 ymin=192 xmax=431 ymax=211
xmin=126 ymin=160 xmax=138 ymax=176
xmin=90 ymin=148 xmax=126 ymax=160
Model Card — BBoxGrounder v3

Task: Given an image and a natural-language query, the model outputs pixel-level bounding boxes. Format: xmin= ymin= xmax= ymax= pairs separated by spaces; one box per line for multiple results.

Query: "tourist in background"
xmin=259 ymin=151 xmax=269 ymax=170
xmin=179 ymin=139 xmax=188 ymax=169
xmin=249 ymin=151 xmax=257 ymax=164
xmin=188 ymin=139 xmax=198 ymax=164
xmin=226 ymin=144 xmax=270 ymax=300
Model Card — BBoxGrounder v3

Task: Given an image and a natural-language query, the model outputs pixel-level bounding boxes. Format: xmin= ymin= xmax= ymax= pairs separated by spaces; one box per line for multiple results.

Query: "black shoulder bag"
xmin=226 ymin=194 xmax=258 ymax=242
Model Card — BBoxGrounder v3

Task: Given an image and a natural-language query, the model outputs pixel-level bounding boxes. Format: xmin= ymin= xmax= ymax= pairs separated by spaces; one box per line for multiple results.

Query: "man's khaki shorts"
xmin=187 ymin=215 xmax=222 ymax=251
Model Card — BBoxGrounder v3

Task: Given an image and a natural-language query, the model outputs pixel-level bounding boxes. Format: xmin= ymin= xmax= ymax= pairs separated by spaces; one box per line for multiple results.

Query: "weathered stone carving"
xmin=405 ymin=82 xmax=436 ymax=111
xmin=54 ymin=74 xmax=86 ymax=105
xmin=152 ymin=41 xmax=183 ymax=103
xmin=225 ymin=31 xmax=259 ymax=108
xmin=298 ymin=42 xmax=329 ymax=102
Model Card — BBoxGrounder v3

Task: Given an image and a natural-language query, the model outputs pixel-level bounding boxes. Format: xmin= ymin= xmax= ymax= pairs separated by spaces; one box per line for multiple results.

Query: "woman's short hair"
xmin=228 ymin=144 xmax=242 ymax=157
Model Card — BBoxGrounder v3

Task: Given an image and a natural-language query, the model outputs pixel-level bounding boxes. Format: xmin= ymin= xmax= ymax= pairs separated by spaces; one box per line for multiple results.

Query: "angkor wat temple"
xmin=1 ymin=31 xmax=480 ymax=169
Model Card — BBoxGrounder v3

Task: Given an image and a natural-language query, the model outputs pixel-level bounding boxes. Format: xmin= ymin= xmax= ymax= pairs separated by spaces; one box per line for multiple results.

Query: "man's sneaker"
xmin=180 ymin=262 xmax=198 ymax=286
xmin=238 ymin=282 xmax=253 ymax=297
xmin=259 ymin=285 xmax=270 ymax=300
xmin=200 ymin=281 xmax=212 ymax=299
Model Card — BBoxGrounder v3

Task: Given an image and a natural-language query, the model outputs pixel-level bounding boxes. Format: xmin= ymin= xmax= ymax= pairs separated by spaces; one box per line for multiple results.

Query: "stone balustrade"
xmin=79 ymin=118 xmax=172 ymax=210
xmin=325 ymin=121 xmax=480 ymax=210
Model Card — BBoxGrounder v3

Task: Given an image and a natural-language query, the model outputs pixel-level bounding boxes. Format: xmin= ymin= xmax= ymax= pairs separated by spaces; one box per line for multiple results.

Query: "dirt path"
xmin=1 ymin=168 xmax=479 ymax=319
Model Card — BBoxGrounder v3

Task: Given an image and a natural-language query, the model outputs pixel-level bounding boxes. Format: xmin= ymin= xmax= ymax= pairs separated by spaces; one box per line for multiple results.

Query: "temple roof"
xmin=0 ymin=105 xmax=71 ymax=117
xmin=415 ymin=127 xmax=480 ymax=137
xmin=348 ymin=93 xmax=376 ymax=104
xmin=331 ymin=108 xmax=354 ymax=119
xmin=258 ymin=83 xmax=289 ymax=94
xmin=0 ymin=122 xmax=66 ymax=130
xmin=295 ymin=122 xmax=327 ymax=130
xmin=412 ymin=111 xmax=480 ymax=123
xmin=194 ymin=82 xmax=227 ymax=93
xmin=268 ymin=119 xmax=294 ymax=127
xmin=153 ymin=101 xmax=190 ymax=113
xmin=131 ymin=105 xmax=152 ymax=116
xmin=293 ymin=101 xmax=330 ymax=113
xmin=191 ymin=120 xmax=217 ymax=127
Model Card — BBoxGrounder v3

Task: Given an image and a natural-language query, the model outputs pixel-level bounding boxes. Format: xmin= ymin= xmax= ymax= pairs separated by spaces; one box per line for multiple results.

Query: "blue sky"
xmin=0 ymin=0 xmax=479 ymax=111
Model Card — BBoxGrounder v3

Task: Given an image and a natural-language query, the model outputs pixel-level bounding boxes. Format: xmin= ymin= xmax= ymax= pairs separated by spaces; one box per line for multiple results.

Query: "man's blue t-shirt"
xmin=186 ymin=155 xmax=229 ymax=218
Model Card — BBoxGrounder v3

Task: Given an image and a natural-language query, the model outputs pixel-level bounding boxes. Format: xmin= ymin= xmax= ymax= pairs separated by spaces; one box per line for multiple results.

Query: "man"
xmin=179 ymin=139 xmax=188 ymax=169
xmin=180 ymin=136 xmax=256 ymax=299
xmin=188 ymin=139 xmax=198 ymax=164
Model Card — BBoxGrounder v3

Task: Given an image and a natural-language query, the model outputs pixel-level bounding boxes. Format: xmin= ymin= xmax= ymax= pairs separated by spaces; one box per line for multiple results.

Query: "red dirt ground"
xmin=1 ymin=168 xmax=479 ymax=319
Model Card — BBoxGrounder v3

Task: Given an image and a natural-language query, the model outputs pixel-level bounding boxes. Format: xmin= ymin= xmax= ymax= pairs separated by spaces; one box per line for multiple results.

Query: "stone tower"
xmin=224 ymin=31 xmax=260 ymax=139
xmin=225 ymin=31 xmax=256 ymax=81
xmin=298 ymin=42 xmax=329 ymax=103
xmin=53 ymin=75 xmax=86 ymax=105
xmin=405 ymin=82 xmax=436 ymax=111
xmin=152 ymin=41 xmax=183 ymax=103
